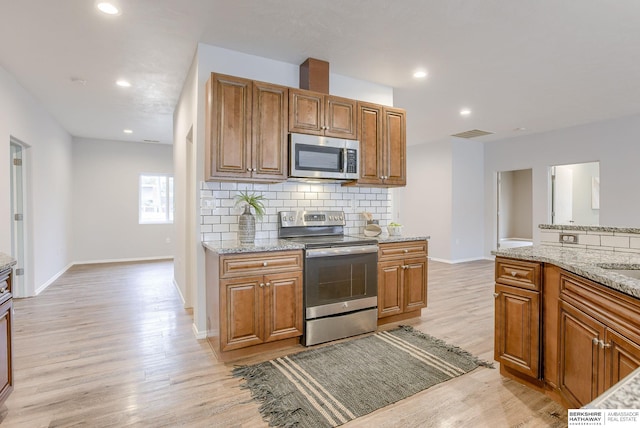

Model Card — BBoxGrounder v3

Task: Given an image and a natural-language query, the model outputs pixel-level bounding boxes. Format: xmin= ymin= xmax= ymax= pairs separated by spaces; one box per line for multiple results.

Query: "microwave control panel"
xmin=345 ymin=149 xmax=358 ymax=174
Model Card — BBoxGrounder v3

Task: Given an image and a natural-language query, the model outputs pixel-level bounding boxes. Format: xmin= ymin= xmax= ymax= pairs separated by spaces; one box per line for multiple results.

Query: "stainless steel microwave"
xmin=289 ymin=133 xmax=359 ymax=180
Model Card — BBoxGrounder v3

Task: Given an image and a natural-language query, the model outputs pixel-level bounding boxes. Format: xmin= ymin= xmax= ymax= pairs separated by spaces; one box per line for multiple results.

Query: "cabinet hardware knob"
xmin=253 ymin=168 xmax=257 ymax=172
xmin=402 ymin=265 xmax=408 ymax=269
xmin=263 ymin=262 xmax=268 ymax=267
xmin=599 ymin=340 xmax=612 ymax=349
xmin=511 ymin=271 xmax=517 ymax=277
xmin=265 ymin=282 xmax=271 ymax=287
xmin=403 ymin=249 xmax=409 ymax=253
xmin=259 ymin=283 xmax=264 ymax=288
xmin=0 ymin=287 xmax=5 ymax=293
xmin=592 ymin=337 xmax=599 ymax=346
xmin=493 ymin=293 xmax=499 ymax=298
xmin=247 ymin=168 xmax=252 ymax=172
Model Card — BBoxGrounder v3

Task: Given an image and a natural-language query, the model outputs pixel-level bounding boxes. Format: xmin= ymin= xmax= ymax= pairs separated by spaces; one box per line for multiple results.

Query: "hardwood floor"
xmin=0 ymin=259 xmax=568 ymax=427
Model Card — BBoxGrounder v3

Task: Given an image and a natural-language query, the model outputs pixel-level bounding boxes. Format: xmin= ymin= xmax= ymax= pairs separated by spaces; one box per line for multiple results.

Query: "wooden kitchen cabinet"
xmin=377 ymin=240 xmax=428 ymax=324
xmin=494 ymin=258 xmax=542 ymax=381
xmin=205 ymin=73 xmax=288 ymax=182
xmin=352 ymin=102 xmax=406 ymax=187
xmin=206 ymin=250 xmax=303 ymax=357
xmin=557 ymin=270 xmax=640 ymax=407
xmin=0 ymin=268 xmax=13 ymax=406
xmin=289 ymin=88 xmax=357 ymax=139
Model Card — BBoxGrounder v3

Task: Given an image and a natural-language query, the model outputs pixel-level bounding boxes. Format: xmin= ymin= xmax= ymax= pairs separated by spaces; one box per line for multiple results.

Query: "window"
xmin=139 ymin=174 xmax=174 ymax=224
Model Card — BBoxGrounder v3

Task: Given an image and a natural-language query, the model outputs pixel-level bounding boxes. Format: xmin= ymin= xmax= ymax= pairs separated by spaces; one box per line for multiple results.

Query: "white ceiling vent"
xmin=451 ymin=129 xmax=494 ymax=139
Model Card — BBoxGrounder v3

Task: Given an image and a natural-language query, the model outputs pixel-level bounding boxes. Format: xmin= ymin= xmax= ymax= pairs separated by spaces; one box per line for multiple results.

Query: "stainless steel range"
xmin=278 ymin=210 xmax=378 ymax=346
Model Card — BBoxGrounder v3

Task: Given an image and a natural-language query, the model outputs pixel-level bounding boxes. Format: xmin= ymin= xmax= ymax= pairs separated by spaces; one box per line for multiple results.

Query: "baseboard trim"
xmin=73 ymin=256 xmax=173 ymax=265
xmin=192 ymin=323 xmax=207 ymax=340
xmin=430 ymin=256 xmax=491 ymax=264
xmin=35 ymin=262 xmax=74 ymax=295
xmin=173 ymin=278 xmax=186 ymax=306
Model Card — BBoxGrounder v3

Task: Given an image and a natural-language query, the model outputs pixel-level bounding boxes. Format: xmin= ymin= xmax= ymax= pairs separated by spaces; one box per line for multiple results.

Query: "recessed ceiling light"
xmin=460 ymin=108 xmax=472 ymax=117
xmin=123 ymin=129 xmax=133 ymax=134
xmin=413 ymin=70 xmax=428 ymax=79
xmin=514 ymin=127 xmax=527 ymax=131
xmin=70 ymin=77 xmax=87 ymax=85
xmin=97 ymin=2 xmax=120 ymax=15
xmin=116 ymin=80 xmax=131 ymax=88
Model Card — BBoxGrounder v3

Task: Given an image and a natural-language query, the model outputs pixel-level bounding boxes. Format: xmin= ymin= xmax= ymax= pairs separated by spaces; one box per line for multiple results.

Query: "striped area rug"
xmin=232 ymin=325 xmax=493 ymax=427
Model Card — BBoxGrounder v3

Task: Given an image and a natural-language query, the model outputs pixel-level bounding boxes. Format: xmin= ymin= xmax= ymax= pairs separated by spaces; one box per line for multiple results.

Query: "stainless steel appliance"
xmin=278 ymin=210 xmax=378 ymax=346
xmin=289 ymin=133 xmax=359 ymax=180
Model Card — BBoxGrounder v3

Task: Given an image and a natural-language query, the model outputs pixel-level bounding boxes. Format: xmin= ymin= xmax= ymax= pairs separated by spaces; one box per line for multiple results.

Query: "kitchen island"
xmin=203 ymin=235 xmax=429 ymax=360
xmin=493 ymin=244 xmax=640 ymax=409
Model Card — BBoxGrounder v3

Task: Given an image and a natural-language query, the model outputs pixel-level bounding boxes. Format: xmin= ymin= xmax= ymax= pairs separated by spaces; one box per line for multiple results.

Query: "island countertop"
xmin=0 ymin=253 xmax=16 ymax=272
xmin=493 ymin=245 xmax=640 ymax=299
xmin=202 ymin=239 xmax=304 ymax=255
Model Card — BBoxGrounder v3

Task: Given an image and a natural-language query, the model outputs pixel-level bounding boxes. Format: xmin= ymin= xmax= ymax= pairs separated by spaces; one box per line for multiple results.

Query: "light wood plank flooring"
xmin=0 ymin=259 xmax=567 ymax=427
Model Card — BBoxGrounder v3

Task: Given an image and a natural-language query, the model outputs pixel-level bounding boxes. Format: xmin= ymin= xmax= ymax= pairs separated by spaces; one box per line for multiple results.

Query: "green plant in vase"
xmin=235 ymin=190 xmax=266 ymax=244
xmin=234 ymin=190 xmax=266 ymax=220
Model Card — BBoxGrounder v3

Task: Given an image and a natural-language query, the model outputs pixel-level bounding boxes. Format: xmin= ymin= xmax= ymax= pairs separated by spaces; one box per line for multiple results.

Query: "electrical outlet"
xmin=559 ymin=233 xmax=579 ymax=244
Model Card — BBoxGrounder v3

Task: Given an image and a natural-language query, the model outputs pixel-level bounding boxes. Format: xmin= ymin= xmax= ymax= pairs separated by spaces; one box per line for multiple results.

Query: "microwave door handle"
xmin=341 ymin=148 xmax=347 ymax=173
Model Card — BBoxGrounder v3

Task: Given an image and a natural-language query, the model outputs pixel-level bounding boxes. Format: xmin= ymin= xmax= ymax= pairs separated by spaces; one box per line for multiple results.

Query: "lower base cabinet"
xmin=495 ymin=257 xmax=640 ymax=409
xmin=0 ymin=268 xmax=13 ymax=406
xmin=206 ymin=250 xmax=304 ymax=358
xmin=377 ymin=241 xmax=428 ymax=323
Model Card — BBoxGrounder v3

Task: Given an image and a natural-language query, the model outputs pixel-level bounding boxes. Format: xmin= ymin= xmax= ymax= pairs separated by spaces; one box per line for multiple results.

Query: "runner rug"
xmin=232 ymin=325 xmax=493 ymax=427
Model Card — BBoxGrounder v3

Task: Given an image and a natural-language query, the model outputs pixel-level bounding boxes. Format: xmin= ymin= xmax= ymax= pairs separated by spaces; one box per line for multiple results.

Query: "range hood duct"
xmin=300 ymin=57 xmax=329 ymax=94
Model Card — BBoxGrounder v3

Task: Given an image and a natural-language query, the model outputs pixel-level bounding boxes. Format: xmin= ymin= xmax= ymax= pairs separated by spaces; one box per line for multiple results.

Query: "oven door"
xmin=304 ymin=245 xmax=378 ymax=319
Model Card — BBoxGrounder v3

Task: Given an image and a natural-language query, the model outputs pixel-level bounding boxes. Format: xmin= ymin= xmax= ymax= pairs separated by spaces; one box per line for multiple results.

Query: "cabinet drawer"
xmin=495 ymin=258 xmax=541 ymax=291
xmin=378 ymin=241 xmax=427 ymax=260
xmin=221 ymin=251 xmax=302 ymax=278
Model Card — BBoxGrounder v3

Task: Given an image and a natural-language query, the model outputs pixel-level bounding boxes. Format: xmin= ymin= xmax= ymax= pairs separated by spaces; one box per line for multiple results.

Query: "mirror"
xmin=551 ymin=161 xmax=600 ymax=226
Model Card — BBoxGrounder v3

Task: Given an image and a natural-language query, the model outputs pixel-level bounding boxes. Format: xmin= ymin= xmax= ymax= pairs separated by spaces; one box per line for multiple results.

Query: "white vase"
xmin=238 ymin=205 xmax=256 ymax=244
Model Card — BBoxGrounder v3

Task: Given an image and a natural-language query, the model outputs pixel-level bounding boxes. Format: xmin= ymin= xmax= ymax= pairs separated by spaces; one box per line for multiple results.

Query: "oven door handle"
xmin=305 ymin=245 xmax=379 ymax=258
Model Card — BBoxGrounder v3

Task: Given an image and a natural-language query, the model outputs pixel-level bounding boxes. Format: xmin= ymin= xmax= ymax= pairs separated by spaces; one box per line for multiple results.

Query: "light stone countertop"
xmin=202 ymin=239 xmax=304 ymax=255
xmin=355 ymin=235 xmax=430 ymax=244
xmin=539 ymin=224 xmax=640 ymax=234
xmin=585 ymin=366 xmax=640 ymax=409
xmin=493 ymin=245 xmax=640 ymax=299
xmin=0 ymin=253 xmax=16 ymax=272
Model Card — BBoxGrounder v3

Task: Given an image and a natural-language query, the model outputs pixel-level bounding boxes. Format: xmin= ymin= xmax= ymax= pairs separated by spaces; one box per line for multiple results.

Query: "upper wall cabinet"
xmin=354 ymin=102 xmax=406 ymax=187
xmin=289 ymin=89 xmax=357 ymax=139
xmin=206 ymin=73 xmax=288 ymax=182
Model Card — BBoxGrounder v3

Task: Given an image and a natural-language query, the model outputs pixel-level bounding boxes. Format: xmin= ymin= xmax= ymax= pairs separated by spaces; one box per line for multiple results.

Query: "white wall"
xmin=484 ymin=113 xmax=640 ymax=256
xmin=451 ymin=138 xmax=485 ymax=262
xmin=173 ymin=43 xmax=395 ymax=337
xmin=72 ymin=138 xmax=174 ymax=263
xmin=0 ymin=65 xmax=73 ymax=296
xmin=395 ymin=139 xmax=452 ymax=261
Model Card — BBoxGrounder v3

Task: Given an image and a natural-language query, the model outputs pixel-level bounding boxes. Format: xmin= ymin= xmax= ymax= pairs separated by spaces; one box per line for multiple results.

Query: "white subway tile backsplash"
xmin=631 ymin=237 xmax=640 ymax=249
xmin=601 ymin=235 xmax=630 ymax=248
xmin=578 ymin=234 xmax=601 ymax=246
xmin=540 ymin=231 xmax=560 ymax=243
xmin=200 ymin=181 xmax=393 ymax=242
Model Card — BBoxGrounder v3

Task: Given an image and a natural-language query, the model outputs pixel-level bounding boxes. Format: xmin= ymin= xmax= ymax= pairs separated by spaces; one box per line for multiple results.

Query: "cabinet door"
xmin=356 ymin=102 xmax=384 ymax=185
xmin=494 ymin=284 xmax=540 ymax=379
xmin=383 ymin=107 xmax=406 ymax=186
xmin=0 ymin=299 xmax=12 ymax=405
xmin=324 ymin=95 xmax=356 ymax=139
xmin=404 ymin=257 xmax=428 ymax=312
xmin=289 ymin=89 xmax=324 ymax=135
xmin=559 ymin=301 xmax=606 ymax=408
xmin=206 ymin=74 xmax=252 ymax=180
xmin=378 ymin=260 xmax=403 ymax=318
xmin=605 ymin=328 xmax=640 ymax=389
xmin=252 ymin=82 xmax=288 ymax=180
xmin=220 ymin=277 xmax=263 ymax=351
xmin=263 ymin=271 xmax=303 ymax=342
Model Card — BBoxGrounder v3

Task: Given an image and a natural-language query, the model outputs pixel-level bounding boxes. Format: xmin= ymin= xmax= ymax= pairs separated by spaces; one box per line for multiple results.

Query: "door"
xmin=404 ymin=258 xmax=428 ymax=311
xmin=378 ymin=260 xmax=403 ymax=318
xmin=605 ymin=328 xmax=640 ymax=389
xmin=496 ymin=169 xmax=533 ymax=250
xmin=263 ymin=271 xmax=303 ymax=342
xmin=9 ymin=141 xmax=25 ymax=297
xmin=252 ymin=82 xmax=288 ymax=180
xmin=324 ymin=95 xmax=356 ymax=139
xmin=206 ymin=74 xmax=252 ymax=179
xmin=494 ymin=284 xmax=540 ymax=379
xmin=220 ymin=276 xmax=263 ymax=351
xmin=552 ymin=166 xmax=574 ymax=225
xmin=382 ymin=107 xmax=406 ymax=186
xmin=559 ymin=301 xmax=606 ymax=407
xmin=289 ymin=89 xmax=324 ymax=135
xmin=357 ymin=102 xmax=383 ymax=185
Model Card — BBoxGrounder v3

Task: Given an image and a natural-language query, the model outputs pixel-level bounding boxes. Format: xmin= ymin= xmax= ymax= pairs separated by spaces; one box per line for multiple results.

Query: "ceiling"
xmin=2 ymin=0 xmax=640 ymax=146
